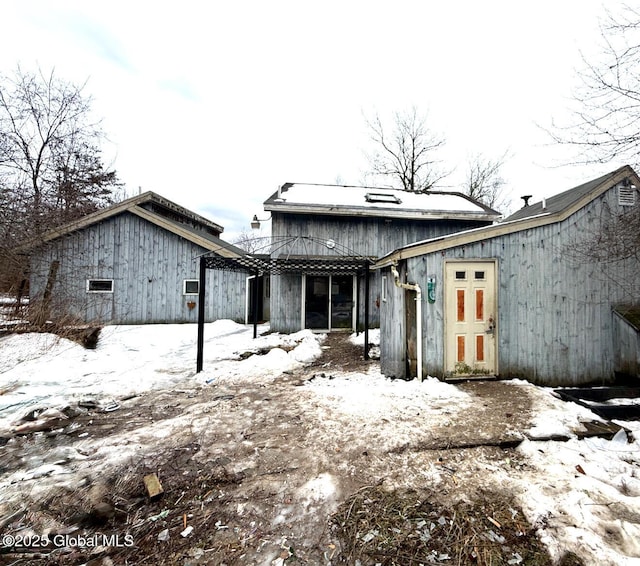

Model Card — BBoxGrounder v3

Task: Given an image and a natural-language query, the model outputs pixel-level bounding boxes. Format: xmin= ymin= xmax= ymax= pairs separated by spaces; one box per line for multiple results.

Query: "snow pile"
xmin=306 ymin=371 xmax=468 ymax=418
xmin=304 ymin=370 xmax=471 ymax=453
xmin=198 ymin=328 xmax=322 ymax=384
xmin=516 ymin=429 xmax=640 ymax=564
xmin=502 ymin=380 xmax=606 ymax=439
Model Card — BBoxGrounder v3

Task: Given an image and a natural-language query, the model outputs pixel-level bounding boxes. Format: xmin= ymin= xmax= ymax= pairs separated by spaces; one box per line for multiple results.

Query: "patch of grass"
xmin=330 ymin=486 xmax=565 ymax=565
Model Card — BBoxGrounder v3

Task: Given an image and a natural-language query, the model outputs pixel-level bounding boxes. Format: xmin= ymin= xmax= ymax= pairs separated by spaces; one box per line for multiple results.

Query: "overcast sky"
xmin=1 ymin=0 xmax=621 ymax=242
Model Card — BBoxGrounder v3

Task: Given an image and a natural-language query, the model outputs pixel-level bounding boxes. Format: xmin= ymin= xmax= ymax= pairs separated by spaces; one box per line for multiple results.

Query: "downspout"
xmin=390 ymin=264 xmax=423 ymax=381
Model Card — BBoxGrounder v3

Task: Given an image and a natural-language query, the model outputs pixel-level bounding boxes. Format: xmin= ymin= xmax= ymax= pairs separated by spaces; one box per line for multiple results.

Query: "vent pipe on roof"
xmin=521 ymin=195 xmax=532 ymax=207
xmin=542 ymin=198 xmax=547 ymax=210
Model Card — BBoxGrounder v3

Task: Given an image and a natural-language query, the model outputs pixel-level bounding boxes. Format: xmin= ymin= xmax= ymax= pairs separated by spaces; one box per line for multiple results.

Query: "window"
xmin=474 ymin=271 xmax=486 ymax=280
xmin=87 ymin=279 xmax=113 ymax=293
xmin=455 ymin=271 xmax=466 ymax=280
xmin=381 ymin=275 xmax=387 ymax=303
xmin=183 ymin=279 xmax=199 ymax=295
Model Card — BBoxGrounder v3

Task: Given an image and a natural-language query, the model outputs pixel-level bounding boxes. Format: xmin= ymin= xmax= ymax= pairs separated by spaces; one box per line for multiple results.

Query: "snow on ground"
xmin=1 ymin=322 xmax=640 ymax=564
xmin=0 ymin=321 xmax=320 ymax=430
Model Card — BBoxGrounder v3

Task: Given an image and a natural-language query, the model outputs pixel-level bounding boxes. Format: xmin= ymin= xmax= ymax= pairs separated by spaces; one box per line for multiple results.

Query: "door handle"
xmin=485 ymin=316 xmax=495 ymax=335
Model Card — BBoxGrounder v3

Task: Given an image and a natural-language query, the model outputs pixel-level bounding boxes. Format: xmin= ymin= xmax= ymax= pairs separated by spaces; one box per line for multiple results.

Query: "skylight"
xmin=365 ymin=192 xmax=402 ymax=204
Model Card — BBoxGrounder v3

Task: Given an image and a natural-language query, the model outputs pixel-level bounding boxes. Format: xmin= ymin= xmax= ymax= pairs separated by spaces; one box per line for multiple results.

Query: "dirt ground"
xmin=0 ymin=334 xmax=581 ymax=565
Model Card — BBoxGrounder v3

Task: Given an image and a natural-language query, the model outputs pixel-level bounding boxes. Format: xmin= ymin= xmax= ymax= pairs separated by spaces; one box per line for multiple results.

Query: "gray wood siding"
xmin=380 ymin=267 xmax=408 ymax=378
xmin=269 ymin=212 xmax=490 ymax=333
xmin=271 ymin=213 xmax=489 ymax=258
xmin=29 ymin=212 xmax=246 ymax=324
xmin=269 ymin=274 xmax=303 ymax=333
xmin=382 ymin=186 xmax=640 ymax=385
xmin=613 ymin=313 xmax=640 ymax=378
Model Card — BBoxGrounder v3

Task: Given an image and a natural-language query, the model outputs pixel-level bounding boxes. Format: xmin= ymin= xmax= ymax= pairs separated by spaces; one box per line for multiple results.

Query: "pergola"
xmin=195 ymin=252 xmax=374 ymax=372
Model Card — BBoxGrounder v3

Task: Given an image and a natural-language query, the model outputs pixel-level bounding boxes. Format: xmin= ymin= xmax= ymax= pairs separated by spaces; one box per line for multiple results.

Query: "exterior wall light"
xmin=251 ymin=214 xmax=271 ymax=229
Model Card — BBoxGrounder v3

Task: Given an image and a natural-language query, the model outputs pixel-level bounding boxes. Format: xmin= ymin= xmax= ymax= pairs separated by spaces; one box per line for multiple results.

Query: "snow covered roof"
xmin=264 ymin=183 xmax=501 ymax=221
xmin=375 ymin=165 xmax=639 ymax=268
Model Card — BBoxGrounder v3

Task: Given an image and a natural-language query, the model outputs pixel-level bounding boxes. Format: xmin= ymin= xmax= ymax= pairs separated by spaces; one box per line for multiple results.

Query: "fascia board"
xmin=265 ymin=202 xmax=500 ymax=222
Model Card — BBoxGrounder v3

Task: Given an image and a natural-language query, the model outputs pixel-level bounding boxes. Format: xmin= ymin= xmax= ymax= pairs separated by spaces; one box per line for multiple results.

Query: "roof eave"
xmin=17 ymin=191 xmax=230 ymax=254
xmin=265 ymin=203 xmax=500 ymax=222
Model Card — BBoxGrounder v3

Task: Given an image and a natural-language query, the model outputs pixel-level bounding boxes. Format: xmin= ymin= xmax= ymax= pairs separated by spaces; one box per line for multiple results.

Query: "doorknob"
xmin=485 ymin=316 xmax=495 ymax=335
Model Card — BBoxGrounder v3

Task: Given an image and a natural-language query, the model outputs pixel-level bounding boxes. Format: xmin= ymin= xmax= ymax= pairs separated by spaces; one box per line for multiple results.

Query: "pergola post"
xmin=364 ymin=261 xmax=370 ymax=360
xmin=196 ymin=255 xmax=206 ymax=373
xmin=252 ymin=269 xmax=259 ymax=339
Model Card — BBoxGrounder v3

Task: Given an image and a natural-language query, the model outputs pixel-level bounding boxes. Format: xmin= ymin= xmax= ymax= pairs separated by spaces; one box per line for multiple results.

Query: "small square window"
xmin=87 ymin=279 xmax=113 ymax=293
xmin=474 ymin=271 xmax=485 ymax=280
xmin=183 ymin=279 xmax=199 ymax=295
xmin=455 ymin=271 xmax=466 ymax=280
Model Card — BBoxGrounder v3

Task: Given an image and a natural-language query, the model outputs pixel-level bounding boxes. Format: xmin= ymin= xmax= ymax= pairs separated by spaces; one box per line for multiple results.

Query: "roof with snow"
xmin=264 ymin=183 xmax=501 ymax=222
xmin=375 ymin=165 xmax=639 ymax=268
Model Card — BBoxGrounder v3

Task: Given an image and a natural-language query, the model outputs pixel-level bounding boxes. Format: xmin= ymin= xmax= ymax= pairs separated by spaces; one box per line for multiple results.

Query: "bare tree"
xmin=233 ymin=230 xmax=271 ymax=254
xmin=549 ymin=6 xmax=640 ymax=167
xmin=464 ymin=152 xmax=511 ymax=212
xmin=546 ymin=5 xmax=640 ymax=300
xmin=0 ymin=68 xmax=120 ymax=236
xmin=0 ymin=67 xmax=121 ymax=293
xmin=365 ymin=107 xmax=447 ymax=192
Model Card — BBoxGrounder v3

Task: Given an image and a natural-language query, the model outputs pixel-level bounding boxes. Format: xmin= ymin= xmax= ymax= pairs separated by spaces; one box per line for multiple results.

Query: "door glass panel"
xmin=305 ymin=276 xmax=329 ymax=329
xmin=331 ymin=275 xmax=353 ymax=329
xmin=456 ymin=289 xmax=465 ymax=322
xmin=475 ymin=289 xmax=484 ymax=320
xmin=457 ymin=335 xmax=465 ymax=362
xmin=476 ymin=334 xmax=485 ymax=362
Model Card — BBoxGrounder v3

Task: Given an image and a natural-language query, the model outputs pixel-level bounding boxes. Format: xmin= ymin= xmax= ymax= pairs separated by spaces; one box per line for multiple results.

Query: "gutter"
xmin=390 ymin=264 xmax=423 ymax=381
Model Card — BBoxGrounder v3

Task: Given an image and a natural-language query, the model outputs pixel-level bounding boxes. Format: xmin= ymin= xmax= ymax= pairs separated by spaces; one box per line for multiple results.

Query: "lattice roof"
xmin=202 ymin=254 xmax=372 ymax=276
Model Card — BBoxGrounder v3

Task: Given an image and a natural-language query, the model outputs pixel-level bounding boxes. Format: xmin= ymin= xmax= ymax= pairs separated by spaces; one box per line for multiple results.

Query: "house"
xmin=25 ymin=192 xmax=248 ymax=325
xmin=262 ymin=182 xmax=501 ymax=333
xmin=374 ymin=165 xmax=640 ymax=386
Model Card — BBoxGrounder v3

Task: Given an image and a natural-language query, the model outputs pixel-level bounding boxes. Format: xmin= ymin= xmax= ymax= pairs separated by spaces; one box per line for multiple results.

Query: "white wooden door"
xmin=445 ymin=261 xmax=497 ymax=376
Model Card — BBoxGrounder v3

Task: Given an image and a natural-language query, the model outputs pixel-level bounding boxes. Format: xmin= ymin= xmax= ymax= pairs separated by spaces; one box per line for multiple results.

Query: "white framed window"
xmin=381 ymin=275 xmax=387 ymax=303
xmin=183 ymin=279 xmax=199 ymax=295
xmin=87 ymin=279 xmax=114 ymax=293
